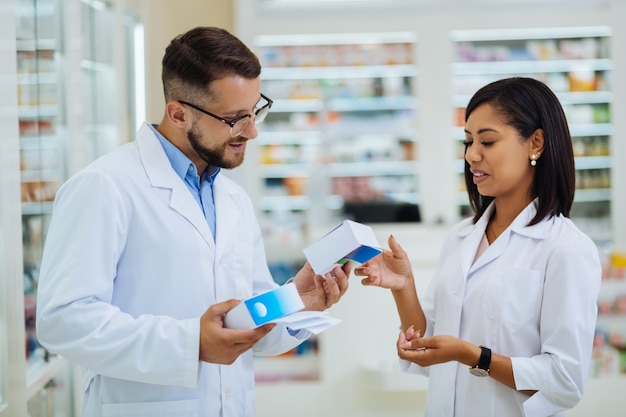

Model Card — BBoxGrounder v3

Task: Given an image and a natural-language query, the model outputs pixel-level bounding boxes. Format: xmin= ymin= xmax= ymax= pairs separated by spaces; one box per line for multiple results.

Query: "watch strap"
xmin=476 ymin=345 xmax=491 ymax=372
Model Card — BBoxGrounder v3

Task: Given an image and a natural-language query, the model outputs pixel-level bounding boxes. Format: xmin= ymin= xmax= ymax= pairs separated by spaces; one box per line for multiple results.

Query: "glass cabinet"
xmin=16 ymin=1 xmax=72 ymax=413
xmin=3 ymin=0 xmax=139 ymax=415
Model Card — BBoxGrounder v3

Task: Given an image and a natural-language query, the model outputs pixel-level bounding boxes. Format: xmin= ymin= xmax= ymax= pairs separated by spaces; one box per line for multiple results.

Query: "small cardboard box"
xmin=303 ymin=219 xmax=382 ymax=275
xmin=224 ymin=283 xmax=304 ymax=330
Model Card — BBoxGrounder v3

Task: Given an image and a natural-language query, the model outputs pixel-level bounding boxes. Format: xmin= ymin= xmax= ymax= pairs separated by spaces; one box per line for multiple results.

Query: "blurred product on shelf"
xmin=593 ymin=249 xmax=626 ymax=377
xmin=254 ymin=33 xmax=420 ymax=246
xmin=451 ymin=27 xmax=612 ymax=226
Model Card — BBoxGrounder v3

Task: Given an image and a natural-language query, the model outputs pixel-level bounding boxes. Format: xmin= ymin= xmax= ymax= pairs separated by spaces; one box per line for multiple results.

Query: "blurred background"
xmin=1 ymin=0 xmax=625 ymax=416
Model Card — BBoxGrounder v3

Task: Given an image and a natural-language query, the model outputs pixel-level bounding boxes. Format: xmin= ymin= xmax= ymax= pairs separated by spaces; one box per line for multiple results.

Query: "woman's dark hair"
xmin=161 ymin=27 xmax=261 ymax=103
xmin=464 ymin=77 xmax=575 ymax=225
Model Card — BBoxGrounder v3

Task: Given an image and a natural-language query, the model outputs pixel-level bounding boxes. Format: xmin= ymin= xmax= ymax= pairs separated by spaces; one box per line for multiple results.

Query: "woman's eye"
xmin=481 ymin=141 xmax=494 ymax=146
xmin=463 ymin=141 xmax=472 ymax=148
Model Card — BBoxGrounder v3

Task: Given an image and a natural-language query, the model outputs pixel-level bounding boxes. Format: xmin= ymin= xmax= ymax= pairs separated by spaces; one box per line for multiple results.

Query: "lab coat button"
xmin=225 ymin=391 xmax=231 ymax=400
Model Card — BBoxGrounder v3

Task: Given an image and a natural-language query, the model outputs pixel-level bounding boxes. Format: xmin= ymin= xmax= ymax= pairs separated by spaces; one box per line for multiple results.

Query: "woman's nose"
xmin=465 ymin=144 xmax=479 ymax=163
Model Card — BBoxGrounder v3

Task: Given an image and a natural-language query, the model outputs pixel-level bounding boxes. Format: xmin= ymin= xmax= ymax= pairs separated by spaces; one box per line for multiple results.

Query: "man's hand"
xmin=199 ymin=299 xmax=275 ymax=364
xmin=293 ymin=262 xmax=351 ymax=311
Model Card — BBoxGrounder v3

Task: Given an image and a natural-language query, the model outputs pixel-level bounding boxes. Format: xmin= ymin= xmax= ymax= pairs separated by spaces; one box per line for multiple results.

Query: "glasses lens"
xmin=255 ymin=104 xmax=271 ymax=124
xmin=231 ymin=116 xmax=250 ymax=137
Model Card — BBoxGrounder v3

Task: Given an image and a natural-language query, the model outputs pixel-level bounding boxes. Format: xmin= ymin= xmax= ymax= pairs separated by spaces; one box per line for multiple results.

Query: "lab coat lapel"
xmin=466 ymin=205 xmax=512 ymax=273
xmin=457 ymin=204 xmax=494 ymax=277
xmin=469 ymin=200 xmax=546 ymax=273
xmin=213 ymin=177 xmax=241 ymax=261
xmin=136 ymin=123 xmax=215 ymax=251
xmin=470 ymin=230 xmax=508 ymax=273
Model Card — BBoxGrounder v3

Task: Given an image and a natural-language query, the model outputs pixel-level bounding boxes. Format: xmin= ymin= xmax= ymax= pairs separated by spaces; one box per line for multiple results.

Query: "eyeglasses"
xmin=179 ymin=93 xmax=273 ymax=137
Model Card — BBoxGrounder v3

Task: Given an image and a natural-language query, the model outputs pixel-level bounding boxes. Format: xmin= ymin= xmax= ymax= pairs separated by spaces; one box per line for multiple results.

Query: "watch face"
xmin=469 ymin=367 xmax=489 ymax=377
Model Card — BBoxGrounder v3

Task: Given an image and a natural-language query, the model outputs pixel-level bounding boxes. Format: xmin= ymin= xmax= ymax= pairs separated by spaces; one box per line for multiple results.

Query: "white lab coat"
xmin=36 ymin=123 xmax=305 ymax=417
xmin=404 ymin=201 xmax=601 ymax=417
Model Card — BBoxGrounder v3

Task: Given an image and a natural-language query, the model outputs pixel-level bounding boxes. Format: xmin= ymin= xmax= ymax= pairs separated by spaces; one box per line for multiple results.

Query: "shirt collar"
xmin=457 ymin=198 xmax=552 ymax=239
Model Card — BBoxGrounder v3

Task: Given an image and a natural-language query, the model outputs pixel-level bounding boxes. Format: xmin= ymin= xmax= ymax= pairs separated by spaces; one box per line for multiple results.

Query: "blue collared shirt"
xmin=149 ymin=124 xmax=219 ymax=240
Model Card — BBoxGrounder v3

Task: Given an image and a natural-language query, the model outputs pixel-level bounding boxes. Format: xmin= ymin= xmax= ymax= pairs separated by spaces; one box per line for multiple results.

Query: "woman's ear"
xmin=529 ymin=128 xmax=545 ymax=157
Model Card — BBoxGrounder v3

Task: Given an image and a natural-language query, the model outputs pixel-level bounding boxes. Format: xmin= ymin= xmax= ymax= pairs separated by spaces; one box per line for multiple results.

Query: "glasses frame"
xmin=179 ymin=93 xmax=273 ymax=137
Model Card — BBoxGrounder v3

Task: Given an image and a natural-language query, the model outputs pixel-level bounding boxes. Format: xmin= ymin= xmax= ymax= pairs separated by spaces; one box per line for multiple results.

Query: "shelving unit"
xmin=249 ymin=34 xmax=420 ymax=382
xmin=15 ymin=0 xmax=73 ymax=413
xmin=449 ymin=26 xmax=613 ymax=231
xmin=253 ymin=32 xmax=419 ymax=250
xmin=593 ymin=251 xmax=626 ymax=378
xmin=1 ymin=1 xmax=26 ymax=413
xmin=1 ymin=0 xmax=142 ymax=415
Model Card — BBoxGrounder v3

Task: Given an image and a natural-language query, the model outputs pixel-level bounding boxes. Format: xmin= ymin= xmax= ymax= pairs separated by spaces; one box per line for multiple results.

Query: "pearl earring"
xmin=530 ymin=154 xmax=538 ymax=166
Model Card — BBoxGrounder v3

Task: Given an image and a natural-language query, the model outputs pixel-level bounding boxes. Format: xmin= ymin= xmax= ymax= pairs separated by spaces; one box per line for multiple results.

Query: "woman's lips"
xmin=472 ymin=170 xmax=489 ymax=185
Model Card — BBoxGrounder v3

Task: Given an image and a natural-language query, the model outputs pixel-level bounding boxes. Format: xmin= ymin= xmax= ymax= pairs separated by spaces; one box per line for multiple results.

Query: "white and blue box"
xmin=224 ymin=283 xmax=304 ymax=330
xmin=303 ymin=219 xmax=382 ymax=275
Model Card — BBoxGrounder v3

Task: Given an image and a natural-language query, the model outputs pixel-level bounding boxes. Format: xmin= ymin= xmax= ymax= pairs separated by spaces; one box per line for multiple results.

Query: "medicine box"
xmin=224 ymin=283 xmax=304 ymax=330
xmin=303 ymin=219 xmax=382 ymax=275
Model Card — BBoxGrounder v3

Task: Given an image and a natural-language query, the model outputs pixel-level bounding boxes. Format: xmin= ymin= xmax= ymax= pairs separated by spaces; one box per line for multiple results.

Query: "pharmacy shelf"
xmin=450 ymin=26 xmax=613 ymax=217
xmin=326 ymin=161 xmax=416 ymax=177
xmin=452 ymin=91 xmax=612 ymax=108
xmin=255 ymin=32 xmax=420 ymax=244
xmin=451 ymin=59 xmax=611 ymax=76
xmin=261 ymin=64 xmax=417 ymax=80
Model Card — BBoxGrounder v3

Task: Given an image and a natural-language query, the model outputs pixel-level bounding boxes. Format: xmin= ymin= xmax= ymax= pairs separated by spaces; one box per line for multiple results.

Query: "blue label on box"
xmin=344 ymin=245 xmax=381 ymax=264
xmin=244 ymin=286 xmax=302 ymax=326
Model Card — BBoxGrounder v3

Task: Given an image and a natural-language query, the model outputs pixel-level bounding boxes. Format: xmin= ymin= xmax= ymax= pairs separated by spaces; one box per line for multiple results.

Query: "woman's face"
xmin=464 ymin=103 xmax=535 ymax=204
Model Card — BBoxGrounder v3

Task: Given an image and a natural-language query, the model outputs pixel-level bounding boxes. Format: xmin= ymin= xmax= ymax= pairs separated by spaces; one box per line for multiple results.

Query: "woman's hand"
xmin=354 ymin=234 xmax=413 ymax=291
xmin=293 ymin=261 xmax=351 ymax=311
xmin=397 ymin=333 xmax=478 ymax=368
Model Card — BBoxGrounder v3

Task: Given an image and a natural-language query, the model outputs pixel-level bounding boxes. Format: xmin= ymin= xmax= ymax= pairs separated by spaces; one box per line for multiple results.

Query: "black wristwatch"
xmin=469 ymin=346 xmax=491 ymax=377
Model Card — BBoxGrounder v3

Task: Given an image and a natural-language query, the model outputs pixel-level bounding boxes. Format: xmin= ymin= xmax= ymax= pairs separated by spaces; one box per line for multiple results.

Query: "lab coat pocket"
xmin=483 ymin=268 xmax=543 ymax=326
xmin=101 ymin=399 xmax=198 ymax=417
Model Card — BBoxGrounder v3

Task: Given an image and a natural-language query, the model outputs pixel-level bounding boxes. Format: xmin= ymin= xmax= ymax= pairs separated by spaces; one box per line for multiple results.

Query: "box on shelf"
xmin=303 ymin=219 xmax=382 ymax=275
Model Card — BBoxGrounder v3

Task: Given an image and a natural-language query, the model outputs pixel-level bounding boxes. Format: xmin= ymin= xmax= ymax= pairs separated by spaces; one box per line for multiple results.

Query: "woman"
xmin=355 ymin=77 xmax=601 ymax=417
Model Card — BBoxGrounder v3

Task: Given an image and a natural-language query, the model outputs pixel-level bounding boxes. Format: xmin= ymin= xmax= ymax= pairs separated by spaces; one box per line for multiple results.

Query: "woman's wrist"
xmin=460 ymin=342 xmax=483 ymax=367
xmin=390 ymin=272 xmax=416 ymax=293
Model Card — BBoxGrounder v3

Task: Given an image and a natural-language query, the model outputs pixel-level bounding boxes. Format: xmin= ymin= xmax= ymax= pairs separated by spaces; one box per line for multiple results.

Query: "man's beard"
xmin=187 ymin=122 xmax=245 ymax=169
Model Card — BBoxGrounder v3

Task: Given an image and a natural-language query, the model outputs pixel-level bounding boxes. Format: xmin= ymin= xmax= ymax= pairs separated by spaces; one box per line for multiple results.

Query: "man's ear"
xmin=165 ymin=101 xmax=189 ymax=128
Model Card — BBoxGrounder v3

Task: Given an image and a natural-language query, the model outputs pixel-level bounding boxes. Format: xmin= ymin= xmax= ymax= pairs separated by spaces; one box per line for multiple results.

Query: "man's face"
xmin=186 ymin=76 xmax=262 ymax=170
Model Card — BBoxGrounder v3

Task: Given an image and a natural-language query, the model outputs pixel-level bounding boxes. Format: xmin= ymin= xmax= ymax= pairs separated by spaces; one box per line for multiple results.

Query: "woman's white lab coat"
xmin=404 ymin=201 xmax=601 ymax=417
xmin=36 ymin=123 xmax=304 ymax=417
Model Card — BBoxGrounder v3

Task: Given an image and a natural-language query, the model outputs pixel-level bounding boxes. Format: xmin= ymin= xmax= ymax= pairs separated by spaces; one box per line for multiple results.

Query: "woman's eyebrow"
xmin=464 ymin=127 xmax=499 ymax=135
